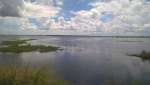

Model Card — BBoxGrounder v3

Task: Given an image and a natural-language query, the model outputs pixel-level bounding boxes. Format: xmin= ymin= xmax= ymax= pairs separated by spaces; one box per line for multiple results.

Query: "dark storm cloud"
xmin=0 ymin=0 xmax=25 ymax=17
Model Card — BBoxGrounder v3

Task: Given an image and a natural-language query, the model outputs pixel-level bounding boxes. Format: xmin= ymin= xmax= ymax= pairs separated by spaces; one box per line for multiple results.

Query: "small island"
xmin=0 ymin=39 xmax=61 ymax=53
xmin=129 ymin=50 xmax=150 ymax=60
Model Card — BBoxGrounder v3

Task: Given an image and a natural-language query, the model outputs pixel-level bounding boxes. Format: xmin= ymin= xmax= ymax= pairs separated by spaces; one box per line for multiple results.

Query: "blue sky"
xmin=0 ymin=0 xmax=150 ymax=36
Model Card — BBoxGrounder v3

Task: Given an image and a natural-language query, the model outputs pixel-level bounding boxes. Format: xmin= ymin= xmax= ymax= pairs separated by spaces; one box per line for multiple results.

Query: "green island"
xmin=129 ymin=50 xmax=150 ymax=60
xmin=0 ymin=39 xmax=61 ymax=53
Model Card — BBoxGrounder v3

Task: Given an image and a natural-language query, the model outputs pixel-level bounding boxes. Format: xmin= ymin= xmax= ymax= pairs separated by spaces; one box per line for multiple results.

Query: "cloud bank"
xmin=0 ymin=0 xmax=150 ymax=36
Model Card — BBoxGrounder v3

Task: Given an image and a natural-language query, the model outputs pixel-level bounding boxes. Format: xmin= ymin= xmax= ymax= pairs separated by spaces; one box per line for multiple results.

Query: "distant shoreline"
xmin=0 ymin=35 xmax=150 ymax=38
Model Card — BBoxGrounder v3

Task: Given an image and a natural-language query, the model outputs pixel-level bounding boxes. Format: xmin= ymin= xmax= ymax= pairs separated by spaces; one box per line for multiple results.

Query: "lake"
xmin=0 ymin=35 xmax=150 ymax=85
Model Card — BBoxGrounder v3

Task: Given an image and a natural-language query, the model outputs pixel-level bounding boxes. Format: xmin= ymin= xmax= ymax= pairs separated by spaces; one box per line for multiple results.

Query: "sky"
xmin=0 ymin=0 xmax=150 ymax=36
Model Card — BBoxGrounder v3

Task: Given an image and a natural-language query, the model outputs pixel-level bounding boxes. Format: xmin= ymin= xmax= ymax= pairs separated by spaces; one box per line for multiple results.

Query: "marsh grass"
xmin=0 ymin=39 xmax=37 ymax=46
xmin=0 ymin=62 xmax=68 ymax=85
xmin=129 ymin=50 xmax=150 ymax=60
xmin=0 ymin=39 xmax=61 ymax=53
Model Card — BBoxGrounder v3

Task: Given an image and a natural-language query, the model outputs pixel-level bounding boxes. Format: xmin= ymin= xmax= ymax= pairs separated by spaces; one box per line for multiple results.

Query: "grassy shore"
xmin=0 ymin=61 xmax=147 ymax=85
xmin=0 ymin=63 xmax=146 ymax=85
xmin=0 ymin=39 xmax=61 ymax=53
xmin=0 ymin=63 xmax=68 ymax=85
xmin=129 ymin=50 xmax=150 ymax=60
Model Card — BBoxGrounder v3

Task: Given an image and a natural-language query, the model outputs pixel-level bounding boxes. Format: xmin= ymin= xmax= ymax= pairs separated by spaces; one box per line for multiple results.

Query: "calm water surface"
xmin=0 ymin=35 xmax=150 ymax=85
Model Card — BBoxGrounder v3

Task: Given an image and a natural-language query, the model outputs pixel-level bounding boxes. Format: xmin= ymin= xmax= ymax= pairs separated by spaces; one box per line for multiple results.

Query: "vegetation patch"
xmin=129 ymin=50 xmax=150 ymax=60
xmin=0 ymin=39 xmax=61 ymax=53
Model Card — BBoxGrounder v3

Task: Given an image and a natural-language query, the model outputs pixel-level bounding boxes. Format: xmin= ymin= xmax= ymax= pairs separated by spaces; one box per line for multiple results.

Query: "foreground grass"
xmin=0 ymin=63 xmax=147 ymax=85
xmin=0 ymin=64 xmax=68 ymax=85
xmin=129 ymin=50 xmax=150 ymax=60
xmin=0 ymin=39 xmax=61 ymax=53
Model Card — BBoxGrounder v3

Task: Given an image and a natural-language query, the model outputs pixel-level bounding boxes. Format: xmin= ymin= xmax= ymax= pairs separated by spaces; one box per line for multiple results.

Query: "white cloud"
xmin=86 ymin=0 xmax=150 ymax=35
xmin=56 ymin=0 xmax=64 ymax=5
xmin=0 ymin=0 xmax=150 ymax=35
xmin=38 ymin=16 xmax=102 ymax=33
xmin=24 ymin=2 xmax=61 ymax=18
xmin=0 ymin=0 xmax=61 ymax=18
xmin=71 ymin=9 xmax=100 ymax=19
xmin=32 ymin=0 xmax=150 ymax=35
xmin=20 ymin=23 xmax=37 ymax=30
xmin=0 ymin=17 xmax=37 ymax=31
xmin=143 ymin=23 xmax=150 ymax=29
xmin=36 ymin=0 xmax=53 ymax=3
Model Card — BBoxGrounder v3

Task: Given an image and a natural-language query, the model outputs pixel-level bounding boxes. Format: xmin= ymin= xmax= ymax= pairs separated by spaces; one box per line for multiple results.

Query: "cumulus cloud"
xmin=0 ymin=17 xmax=37 ymax=30
xmin=24 ymin=2 xmax=61 ymax=18
xmin=37 ymin=0 xmax=150 ymax=35
xmin=0 ymin=0 xmax=150 ymax=35
xmin=37 ymin=16 xmax=101 ymax=33
xmin=143 ymin=23 xmax=150 ymax=29
xmin=0 ymin=0 xmax=61 ymax=34
xmin=0 ymin=0 xmax=61 ymax=18
xmin=87 ymin=0 xmax=150 ymax=35
xmin=71 ymin=9 xmax=100 ymax=19
xmin=36 ymin=0 xmax=53 ymax=3
xmin=56 ymin=0 xmax=64 ymax=5
xmin=20 ymin=23 xmax=37 ymax=30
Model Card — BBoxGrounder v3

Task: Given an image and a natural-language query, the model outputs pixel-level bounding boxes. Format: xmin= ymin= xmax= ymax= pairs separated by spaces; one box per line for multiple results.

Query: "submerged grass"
xmin=0 ymin=63 xmax=68 ymax=85
xmin=129 ymin=50 xmax=150 ymax=60
xmin=0 ymin=39 xmax=61 ymax=53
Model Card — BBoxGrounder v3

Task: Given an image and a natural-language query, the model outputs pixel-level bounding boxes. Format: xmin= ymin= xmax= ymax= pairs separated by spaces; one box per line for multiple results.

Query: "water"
xmin=0 ymin=35 xmax=150 ymax=85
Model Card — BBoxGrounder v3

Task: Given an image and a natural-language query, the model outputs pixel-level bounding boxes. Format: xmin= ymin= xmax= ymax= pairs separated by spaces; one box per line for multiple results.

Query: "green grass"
xmin=129 ymin=50 xmax=150 ymax=60
xmin=0 ymin=61 xmax=147 ymax=85
xmin=0 ymin=63 xmax=68 ymax=85
xmin=0 ymin=39 xmax=61 ymax=53
xmin=0 ymin=39 xmax=37 ymax=46
xmin=0 ymin=40 xmax=28 ymax=46
xmin=0 ymin=62 xmax=146 ymax=85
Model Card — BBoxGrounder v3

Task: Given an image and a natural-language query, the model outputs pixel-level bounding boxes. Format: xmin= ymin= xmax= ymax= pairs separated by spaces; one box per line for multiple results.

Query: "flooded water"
xmin=0 ymin=35 xmax=150 ymax=85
